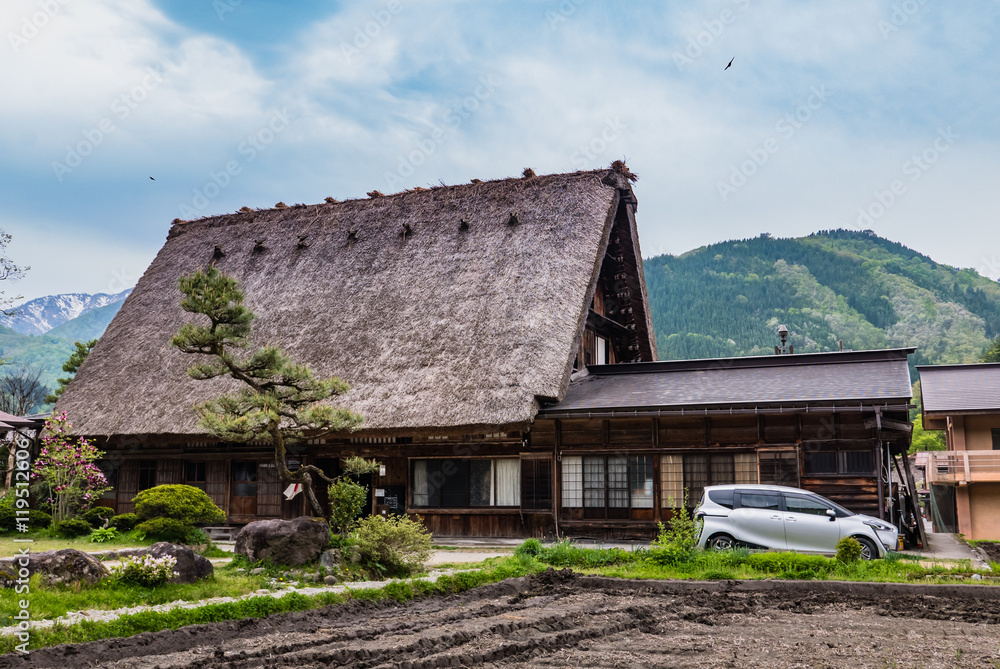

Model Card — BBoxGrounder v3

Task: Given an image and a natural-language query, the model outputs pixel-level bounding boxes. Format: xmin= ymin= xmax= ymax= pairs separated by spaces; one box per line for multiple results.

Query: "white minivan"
xmin=694 ymin=484 xmax=898 ymax=560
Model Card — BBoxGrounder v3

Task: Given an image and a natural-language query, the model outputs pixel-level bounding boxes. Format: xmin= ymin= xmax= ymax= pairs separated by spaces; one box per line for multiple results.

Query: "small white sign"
xmin=283 ymin=483 xmax=302 ymax=500
xmin=375 ymin=488 xmax=385 ymax=497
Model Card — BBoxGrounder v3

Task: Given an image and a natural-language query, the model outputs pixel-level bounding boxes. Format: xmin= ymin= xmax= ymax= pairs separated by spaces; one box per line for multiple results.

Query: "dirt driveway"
xmin=5 ymin=570 xmax=1000 ymax=668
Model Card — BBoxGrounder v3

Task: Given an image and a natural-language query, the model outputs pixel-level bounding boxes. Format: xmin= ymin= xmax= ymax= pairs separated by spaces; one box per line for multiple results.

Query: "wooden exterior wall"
xmin=95 ymin=408 xmax=900 ymax=538
xmin=528 ymin=411 xmax=894 ymax=539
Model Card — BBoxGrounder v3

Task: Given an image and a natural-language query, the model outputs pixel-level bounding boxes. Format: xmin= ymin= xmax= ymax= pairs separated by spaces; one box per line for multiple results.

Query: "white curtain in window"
xmin=734 ymin=453 xmax=759 ymax=484
xmin=660 ymin=455 xmax=683 ymax=508
xmin=607 ymin=455 xmax=628 ymax=508
xmin=413 ymin=460 xmax=429 ymax=506
xmin=562 ymin=456 xmax=582 ymax=508
xmin=495 ymin=459 xmax=520 ymax=506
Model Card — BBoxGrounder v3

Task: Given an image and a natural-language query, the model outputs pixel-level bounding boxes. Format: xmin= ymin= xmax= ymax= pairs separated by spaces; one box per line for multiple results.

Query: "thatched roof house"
xmin=57 ymin=165 xmax=656 ymax=441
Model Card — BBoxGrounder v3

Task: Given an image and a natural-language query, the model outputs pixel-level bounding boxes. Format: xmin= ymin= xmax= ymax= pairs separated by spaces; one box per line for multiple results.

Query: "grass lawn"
xmin=0 ymin=534 xmax=154 ymax=558
xmin=0 ymin=570 xmax=267 ymax=627
xmin=508 ymin=539 xmax=1000 ymax=585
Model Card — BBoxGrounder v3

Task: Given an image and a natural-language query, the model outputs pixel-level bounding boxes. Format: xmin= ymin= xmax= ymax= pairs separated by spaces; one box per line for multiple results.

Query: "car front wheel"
xmin=854 ymin=536 xmax=878 ymax=561
xmin=707 ymin=534 xmax=737 ymax=551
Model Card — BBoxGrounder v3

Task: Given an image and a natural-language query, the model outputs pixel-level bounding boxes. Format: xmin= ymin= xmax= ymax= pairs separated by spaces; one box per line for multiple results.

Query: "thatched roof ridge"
xmin=58 ymin=167 xmax=642 ymax=438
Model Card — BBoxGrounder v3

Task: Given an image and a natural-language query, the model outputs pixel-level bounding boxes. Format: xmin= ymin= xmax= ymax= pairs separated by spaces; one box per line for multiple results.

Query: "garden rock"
xmin=251 ymin=568 xmax=265 ymax=575
xmin=319 ymin=549 xmax=342 ymax=570
xmin=323 ymin=575 xmax=339 ymax=586
xmin=235 ymin=517 xmax=330 ymax=567
xmin=0 ymin=549 xmax=109 ymax=588
xmin=144 ymin=542 xmax=213 ymax=584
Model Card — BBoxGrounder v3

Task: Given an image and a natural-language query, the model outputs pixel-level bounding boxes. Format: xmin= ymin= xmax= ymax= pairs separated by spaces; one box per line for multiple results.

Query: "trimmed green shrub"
xmin=133 ymin=485 xmax=225 ymax=525
xmin=79 ymin=506 xmax=115 ymax=528
xmin=836 ymin=537 xmax=863 ymax=563
xmin=135 ymin=517 xmax=198 ymax=544
xmin=56 ymin=518 xmax=93 ymax=538
xmin=352 ymin=515 xmax=432 ymax=578
xmin=0 ymin=505 xmax=52 ymax=532
xmin=328 ymin=478 xmax=368 ymax=534
xmin=111 ymin=513 xmax=139 ymax=532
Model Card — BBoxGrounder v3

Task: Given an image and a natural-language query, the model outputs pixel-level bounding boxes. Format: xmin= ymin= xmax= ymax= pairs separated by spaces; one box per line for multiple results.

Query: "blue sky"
xmin=2 ymin=0 xmax=998 ymax=302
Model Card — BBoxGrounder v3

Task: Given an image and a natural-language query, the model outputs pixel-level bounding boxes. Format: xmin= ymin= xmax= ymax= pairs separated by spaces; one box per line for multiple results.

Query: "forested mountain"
xmin=644 ymin=229 xmax=1000 ymax=371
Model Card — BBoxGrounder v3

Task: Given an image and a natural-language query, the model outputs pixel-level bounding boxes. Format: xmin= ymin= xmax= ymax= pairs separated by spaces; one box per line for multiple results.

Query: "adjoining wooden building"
xmin=532 ymin=348 xmax=916 ymax=540
xmin=55 ymin=163 xmax=917 ymax=538
xmin=918 ymin=363 xmax=1000 ymax=540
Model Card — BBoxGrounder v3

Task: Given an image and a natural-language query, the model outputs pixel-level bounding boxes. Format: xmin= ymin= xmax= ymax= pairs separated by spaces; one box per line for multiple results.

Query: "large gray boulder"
xmin=144 ymin=542 xmax=214 ymax=584
xmin=235 ymin=517 xmax=330 ymax=567
xmin=0 ymin=549 xmax=110 ymax=588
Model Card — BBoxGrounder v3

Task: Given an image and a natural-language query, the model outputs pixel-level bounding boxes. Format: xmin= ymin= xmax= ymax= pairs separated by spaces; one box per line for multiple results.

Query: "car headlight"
xmin=863 ymin=520 xmax=895 ymax=533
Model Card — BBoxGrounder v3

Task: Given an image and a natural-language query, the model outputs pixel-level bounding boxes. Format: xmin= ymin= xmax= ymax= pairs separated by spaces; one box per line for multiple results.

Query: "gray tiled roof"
xmin=917 ymin=363 xmax=1000 ymax=414
xmin=543 ymin=350 xmax=913 ymax=412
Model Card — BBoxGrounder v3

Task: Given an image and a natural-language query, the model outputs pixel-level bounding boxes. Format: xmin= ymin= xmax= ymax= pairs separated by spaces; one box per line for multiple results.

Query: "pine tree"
xmin=983 ymin=335 xmax=1000 ymax=363
xmin=45 ymin=339 xmax=97 ymax=404
xmin=171 ymin=266 xmax=367 ymax=517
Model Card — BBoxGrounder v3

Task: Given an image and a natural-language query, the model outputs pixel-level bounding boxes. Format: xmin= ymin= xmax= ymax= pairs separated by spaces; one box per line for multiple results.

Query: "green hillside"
xmin=644 ymin=229 xmax=1000 ymax=370
xmin=0 ymin=300 xmax=125 ymax=409
xmin=0 ymin=326 xmax=76 ymax=396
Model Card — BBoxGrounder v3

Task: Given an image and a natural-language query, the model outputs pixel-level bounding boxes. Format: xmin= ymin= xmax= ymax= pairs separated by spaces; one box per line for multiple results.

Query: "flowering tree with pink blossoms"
xmin=30 ymin=413 xmax=110 ymax=524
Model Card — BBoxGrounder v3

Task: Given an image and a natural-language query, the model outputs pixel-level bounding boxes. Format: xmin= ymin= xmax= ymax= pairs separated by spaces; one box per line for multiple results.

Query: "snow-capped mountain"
xmin=1 ymin=289 xmax=132 ymax=335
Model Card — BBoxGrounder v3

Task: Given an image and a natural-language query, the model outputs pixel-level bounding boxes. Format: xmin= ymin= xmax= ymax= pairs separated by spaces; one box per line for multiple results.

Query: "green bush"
xmin=133 ymin=485 xmax=225 ymax=525
xmin=111 ymin=513 xmax=139 ymax=532
xmin=649 ymin=500 xmax=703 ymax=566
xmin=515 ymin=538 xmax=543 ymax=558
xmin=328 ymin=479 xmax=368 ymax=535
xmin=836 ymin=537 xmax=863 ymax=563
xmin=352 ymin=514 xmax=432 ymax=578
xmin=79 ymin=507 xmax=115 ymax=528
xmin=28 ymin=509 xmax=53 ymax=529
xmin=87 ymin=527 xmax=119 ymax=543
xmin=135 ymin=517 xmax=199 ymax=544
xmin=56 ymin=518 xmax=93 ymax=538
xmin=0 ymin=504 xmax=52 ymax=533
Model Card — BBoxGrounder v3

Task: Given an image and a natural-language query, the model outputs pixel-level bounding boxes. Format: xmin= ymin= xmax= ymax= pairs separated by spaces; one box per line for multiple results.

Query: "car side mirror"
xmin=826 ymin=509 xmax=837 ymax=521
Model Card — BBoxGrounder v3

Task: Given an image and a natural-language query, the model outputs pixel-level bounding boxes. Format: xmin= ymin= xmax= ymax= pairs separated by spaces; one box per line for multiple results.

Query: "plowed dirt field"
xmin=5 ymin=570 xmax=1000 ymax=668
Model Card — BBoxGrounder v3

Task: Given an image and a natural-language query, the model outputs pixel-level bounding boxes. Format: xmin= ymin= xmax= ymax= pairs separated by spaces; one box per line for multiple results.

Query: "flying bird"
xmin=149 ymin=176 xmax=155 ymax=181
xmin=725 ymin=58 xmax=734 ymax=70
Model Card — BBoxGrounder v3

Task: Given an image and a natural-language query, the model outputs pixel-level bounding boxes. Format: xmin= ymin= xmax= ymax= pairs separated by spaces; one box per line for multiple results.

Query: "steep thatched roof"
xmin=58 ymin=167 xmax=654 ymax=437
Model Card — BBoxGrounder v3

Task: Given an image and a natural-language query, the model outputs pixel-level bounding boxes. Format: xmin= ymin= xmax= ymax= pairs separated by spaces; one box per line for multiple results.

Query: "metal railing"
xmin=925 ymin=451 xmax=1000 ymax=484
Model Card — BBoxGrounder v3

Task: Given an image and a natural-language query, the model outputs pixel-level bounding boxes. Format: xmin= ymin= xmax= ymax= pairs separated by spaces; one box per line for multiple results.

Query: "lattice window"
xmin=561 ymin=456 xmax=583 ymax=508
